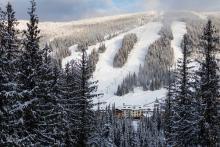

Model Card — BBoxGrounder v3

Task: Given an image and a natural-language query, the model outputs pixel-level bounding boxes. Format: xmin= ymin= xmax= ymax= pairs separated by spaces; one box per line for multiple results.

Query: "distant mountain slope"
xmin=60 ymin=19 xmax=185 ymax=108
xmin=18 ymin=11 xmax=220 ymax=109
xmin=18 ymin=12 xmax=158 ymax=61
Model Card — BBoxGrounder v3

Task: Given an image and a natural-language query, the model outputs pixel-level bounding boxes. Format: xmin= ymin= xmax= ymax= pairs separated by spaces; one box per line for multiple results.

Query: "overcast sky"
xmin=1 ymin=0 xmax=220 ymax=21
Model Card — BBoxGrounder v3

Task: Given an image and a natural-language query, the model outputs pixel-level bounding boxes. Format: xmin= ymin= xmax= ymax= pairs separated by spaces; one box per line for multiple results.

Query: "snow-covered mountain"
xmin=18 ymin=11 xmax=220 ymax=109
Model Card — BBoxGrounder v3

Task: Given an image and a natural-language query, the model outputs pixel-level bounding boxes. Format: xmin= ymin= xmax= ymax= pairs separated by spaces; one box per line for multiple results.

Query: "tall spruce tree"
xmin=0 ymin=6 xmax=7 ymax=145
xmin=171 ymin=35 xmax=199 ymax=146
xmin=0 ymin=3 xmax=20 ymax=146
xmin=164 ymin=68 xmax=175 ymax=146
xmin=34 ymin=44 xmax=66 ymax=146
xmin=18 ymin=1 xmax=67 ymax=145
xmin=59 ymin=62 xmax=82 ymax=146
xmin=16 ymin=0 xmax=41 ymax=145
xmin=77 ymin=45 xmax=100 ymax=147
xmin=197 ymin=20 xmax=219 ymax=146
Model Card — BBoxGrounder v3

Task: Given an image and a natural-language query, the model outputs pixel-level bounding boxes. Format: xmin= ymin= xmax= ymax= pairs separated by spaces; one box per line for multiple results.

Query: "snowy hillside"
xmin=92 ymin=22 xmax=162 ymax=95
xmin=59 ymin=12 xmax=193 ymax=109
xmin=18 ymin=12 xmax=157 ymax=44
xmin=171 ymin=21 xmax=187 ymax=64
xmin=19 ymin=11 xmax=220 ymax=109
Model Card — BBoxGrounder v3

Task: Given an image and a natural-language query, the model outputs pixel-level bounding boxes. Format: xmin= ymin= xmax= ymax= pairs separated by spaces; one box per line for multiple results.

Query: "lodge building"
xmin=115 ymin=99 xmax=162 ymax=119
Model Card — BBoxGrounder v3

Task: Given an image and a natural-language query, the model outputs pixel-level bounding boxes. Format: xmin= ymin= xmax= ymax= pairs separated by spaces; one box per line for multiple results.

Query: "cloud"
xmin=140 ymin=0 xmax=220 ymax=11
xmin=0 ymin=0 xmax=123 ymax=21
xmin=1 ymin=0 xmax=220 ymax=21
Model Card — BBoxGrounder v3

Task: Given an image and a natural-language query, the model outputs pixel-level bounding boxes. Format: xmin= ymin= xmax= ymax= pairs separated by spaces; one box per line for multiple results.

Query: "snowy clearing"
xmin=95 ymin=88 xmax=167 ymax=109
xmin=171 ymin=21 xmax=187 ymax=64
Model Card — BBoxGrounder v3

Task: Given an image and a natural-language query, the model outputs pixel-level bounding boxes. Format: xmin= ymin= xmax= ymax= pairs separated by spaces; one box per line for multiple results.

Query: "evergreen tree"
xmin=59 ymin=62 xmax=82 ymax=146
xmin=34 ymin=44 xmax=66 ymax=146
xmin=15 ymin=0 xmax=61 ymax=145
xmin=171 ymin=35 xmax=199 ymax=146
xmin=164 ymin=68 xmax=175 ymax=146
xmin=16 ymin=0 xmax=41 ymax=145
xmin=0 ymin=3 xmax=20 ymax=146
xmin=0 ymin=6 xmax=7 ymax=145
xmin=77 ymin=45 xmax=100 ymax=147
xmin=89 ymin=107 xmax=116 ymax=147
xmin=197 ymin=20 xmax=219 ymax=146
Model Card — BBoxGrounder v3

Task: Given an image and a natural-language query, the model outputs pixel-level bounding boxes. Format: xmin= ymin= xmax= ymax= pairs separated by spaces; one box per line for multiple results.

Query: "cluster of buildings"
xmin=112 ymin=98 xmax=220 ymax=145
xmin=114 ymin=99 xmax=164 ymax=119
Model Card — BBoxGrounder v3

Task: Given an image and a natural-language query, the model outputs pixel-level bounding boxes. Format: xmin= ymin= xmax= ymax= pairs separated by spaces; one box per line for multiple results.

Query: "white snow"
xmin=132 ymin=120 xmax=139 ymax=132
xmin=96 ymin=88 xmax=167 ymax=109
xmin=171 ymin=21 xmax=187 ymax=65
xmin=18 ymin=12 xmax=158 ymax=43
xmin=191 ymin=11 xmax=208 ymax=20
xmin=62 ymin=45 xmax=80 ymax=68
xmin=61 ymin=21 xmax=166 ymax=109
xmin=92 ymin=22 xmax=162 ymax=96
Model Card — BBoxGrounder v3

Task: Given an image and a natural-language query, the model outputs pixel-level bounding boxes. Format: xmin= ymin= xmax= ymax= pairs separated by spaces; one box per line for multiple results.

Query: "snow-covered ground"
xmin=171 ymin=21 xmax=187 ymax=64
xmin=95 ymin=88 xmax=167 ymax=109
xmin=132 ymin=120 xmax=139 ymax=132
xmin=191 ymin=11 xmax=208 ymax=20
xmin=62 ymin=45 xmax=80 ymax=68
xmin=61 ymin=18 xmax=190 ymax=109
xmin=93 ymin=22 xmax=162 ymax=95
xmin=18 ymin=12 xmax=158 ymax=43
xmin=62 ymin=21 xmax=165 ymax=109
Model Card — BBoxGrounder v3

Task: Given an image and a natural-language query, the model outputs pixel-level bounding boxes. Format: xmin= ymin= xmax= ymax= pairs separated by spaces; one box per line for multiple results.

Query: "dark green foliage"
xmin=115 ymin=73 xmax=137 ymax=96
xmin=77 ymin=45 xmax=100 ymax=147
xmin=164 ymin=20 xmax=220 ymax=147
xmin=0 ymin=3 xmax=20 ymax=146
xmin=113 ymin=33 xmax=137 ymax=67
xmin=98 ymin=43 xmax=106 ymax=53
xmin=164 ymin=69 xmax=175 ymax=146
xmin=170 ymin=35 xmax=200 ymax=146
xmin=89 ymin=48 xmax=99 ymax=72
xmin=139 ymin=31 xmax=174 ymax=91
xmin=196 ymin=20 xmax=219 ymax=146
xmin=117 ymin=27 xmax=174 ymax=96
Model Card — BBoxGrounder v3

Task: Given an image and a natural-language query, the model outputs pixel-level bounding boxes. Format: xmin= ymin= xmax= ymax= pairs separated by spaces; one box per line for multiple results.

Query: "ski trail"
xmin=93 ymin=22 xmax=163 ymax=96
xmin=171 ymin=21 xmax=187 ymax=65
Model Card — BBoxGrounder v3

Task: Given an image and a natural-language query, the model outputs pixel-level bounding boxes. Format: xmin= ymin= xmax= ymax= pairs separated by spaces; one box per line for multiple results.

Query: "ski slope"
xmin=93 ymin=22 xmax=162 ymax=96
xmin=62 ymin=21 xmax=166 ymax=109
xmin=61 ymin=19 xmax=189 ymax=109
xmin=96 ymin=88 xmax=167 ymax=109
xmin=171 ymin=21 xmax=187 ymax=64
xmin=62 ymin=45 xmax=80 ymax=68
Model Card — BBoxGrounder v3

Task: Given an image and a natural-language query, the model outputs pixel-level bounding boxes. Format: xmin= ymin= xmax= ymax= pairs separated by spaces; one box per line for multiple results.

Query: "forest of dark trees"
xmin=116 ymin=26 xmax=174 ymax=96
xmin=113 ymin=33 xmax=138 ymax=68
xmin=0 ymin=0 xmax=219 ymax=146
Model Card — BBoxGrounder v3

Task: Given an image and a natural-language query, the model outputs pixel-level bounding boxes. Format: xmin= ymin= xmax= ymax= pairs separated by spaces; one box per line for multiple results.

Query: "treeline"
xmin=113 ymin=33 xmax=138 ymax=68
xmin=89 ymin=104 xmax=164 ymax=147
xmin=116 ymin=26 xmax=174 ymax=96
xmin=164 ymin=20 xmax=220 ymax=146
xmin=116 ymin=73 xmax=138 ymax=96
xmin=49 ymin=14 xmax=150 ymax=63
xmin=89 ymin=43 xmax=106 ymax=72
xmin=0 ymin=1 xmax=100 ymax=146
